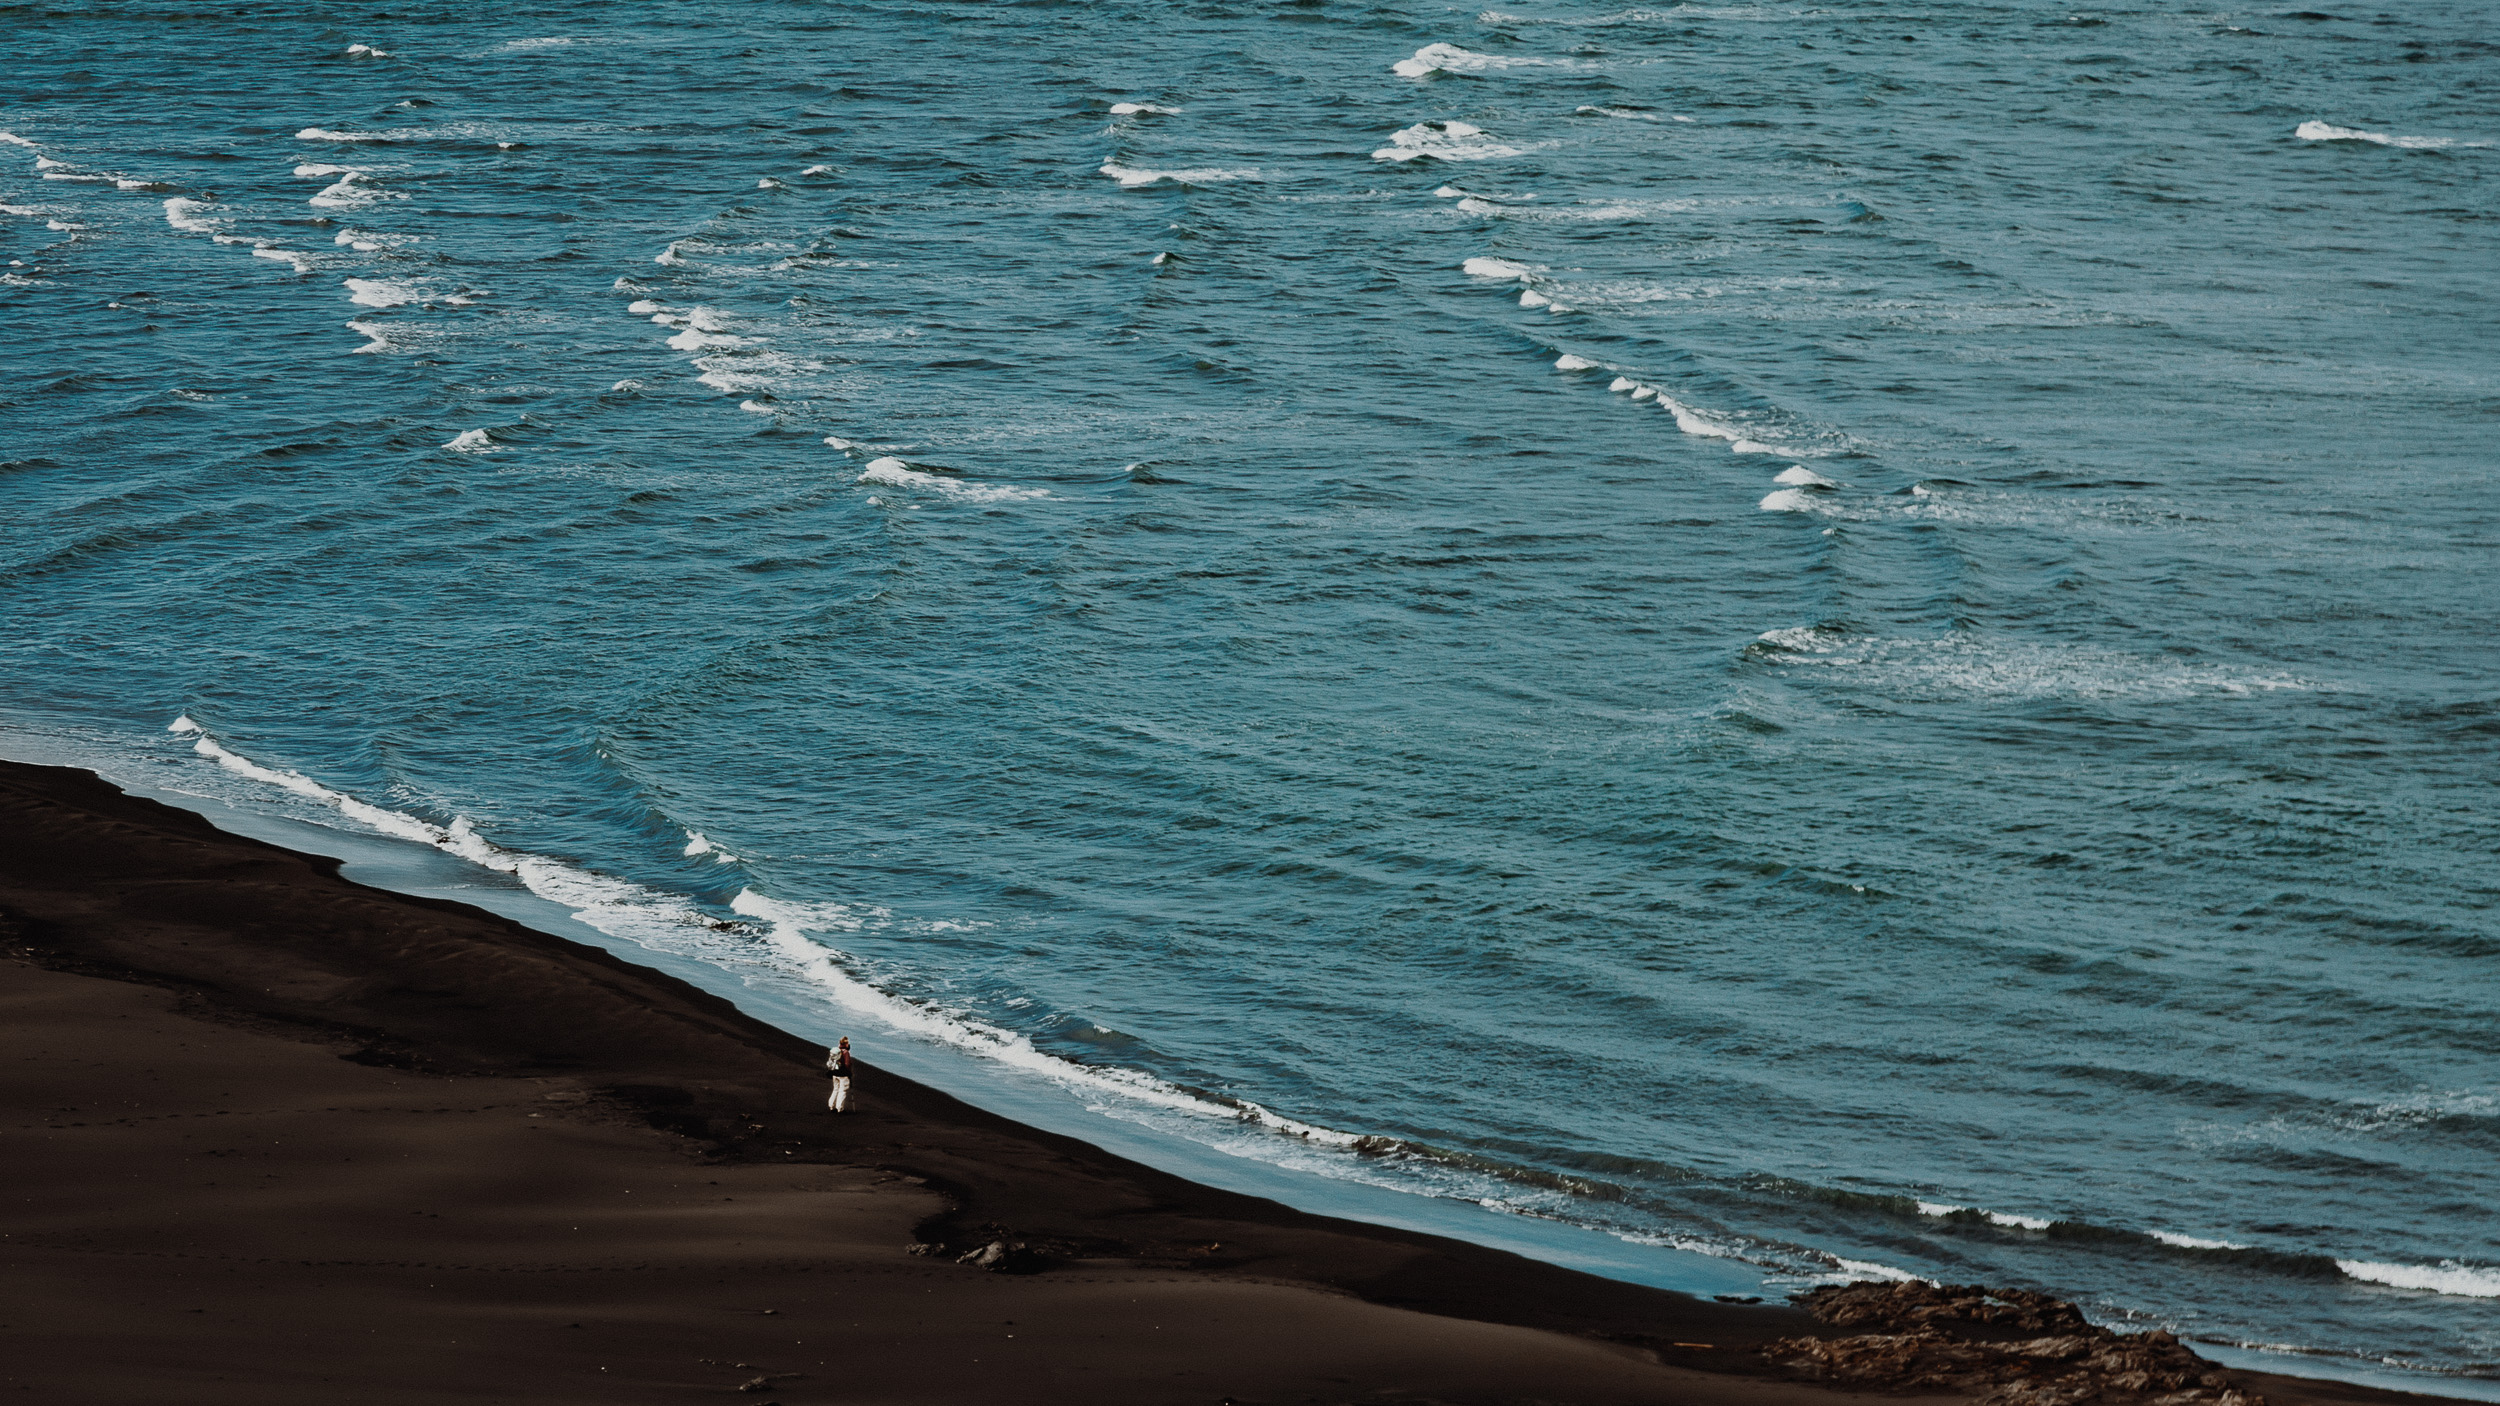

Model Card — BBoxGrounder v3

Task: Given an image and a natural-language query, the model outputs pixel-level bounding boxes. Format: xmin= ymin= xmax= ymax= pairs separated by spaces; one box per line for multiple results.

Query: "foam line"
xmin=2335 ymin=1260 xmax=2500 ymax=1298
xmin=251 ymin=247 xmax=316 ymax=274
xmin=162 ymin=198 xmax=222 ymax=233
xmin=2152 ymin=1231 xmax=2252 ymax=1251
xmin=344 ymin=278 xmax=426 ymax=307
xmin=1917 ymin=1200 xmax=2055 ymax=1231
xmin=154 ymin=716 xmax=1379 ymax=1159
xmin=857 ymin=456 xmax=1050 ymax=503
xmin=683 ymin=831 xmax=739 ymax=863
xmin=1374 ymin=120 xmax=1525 ymax=163
xmin=1098 ymin=162 xmax=1257 ymax=187
xmin=1392 ymin=43 xmax=1569 ymax=77
xmin=2295 ymin=120 xmax=2482 ymax=151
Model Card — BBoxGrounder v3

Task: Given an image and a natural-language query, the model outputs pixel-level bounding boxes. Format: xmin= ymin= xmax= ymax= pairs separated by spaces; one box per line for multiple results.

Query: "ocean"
xmin=3 ymin=0 xmax=2494 ymax=1386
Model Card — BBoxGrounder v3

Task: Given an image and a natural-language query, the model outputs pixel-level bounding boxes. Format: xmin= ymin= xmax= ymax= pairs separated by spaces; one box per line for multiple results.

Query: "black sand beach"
xmin=0 ymin=759 xmax=2472 ymax=1405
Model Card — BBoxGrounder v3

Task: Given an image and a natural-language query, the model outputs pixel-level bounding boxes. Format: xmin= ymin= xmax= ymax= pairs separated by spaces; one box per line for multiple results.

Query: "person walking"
xmin=826 ymin=1037 xmax=855 ymax=1113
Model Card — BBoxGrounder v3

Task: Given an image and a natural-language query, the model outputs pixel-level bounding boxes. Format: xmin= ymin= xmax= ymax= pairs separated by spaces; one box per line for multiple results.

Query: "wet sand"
xmin=0 ymin=759 xmax=2469 ymax=1405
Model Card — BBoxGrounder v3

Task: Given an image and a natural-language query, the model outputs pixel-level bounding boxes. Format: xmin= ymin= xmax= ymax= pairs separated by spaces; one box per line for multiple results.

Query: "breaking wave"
xmin=2295 ymin=120 xmax=2485 ymax=151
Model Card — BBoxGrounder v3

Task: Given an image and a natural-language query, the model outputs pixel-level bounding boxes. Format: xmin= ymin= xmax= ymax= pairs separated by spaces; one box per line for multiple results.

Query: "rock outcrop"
xmin=1765 ymin=1282 xmax=2264 ymax=1406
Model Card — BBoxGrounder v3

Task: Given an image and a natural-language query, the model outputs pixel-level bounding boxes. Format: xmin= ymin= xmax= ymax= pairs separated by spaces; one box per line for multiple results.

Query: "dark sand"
xmin=0 ymin=759 xmax=2469 ymax=1405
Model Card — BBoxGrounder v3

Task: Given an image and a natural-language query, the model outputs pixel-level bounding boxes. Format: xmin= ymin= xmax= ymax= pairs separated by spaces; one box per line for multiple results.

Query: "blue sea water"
xmin=3 ymin=0 xmax=2496 ymax=1382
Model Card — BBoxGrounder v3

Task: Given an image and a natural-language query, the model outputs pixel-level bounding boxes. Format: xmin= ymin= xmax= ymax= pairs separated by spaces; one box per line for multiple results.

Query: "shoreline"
xmin=0 ymin=754 xmax=2483 ymax=1405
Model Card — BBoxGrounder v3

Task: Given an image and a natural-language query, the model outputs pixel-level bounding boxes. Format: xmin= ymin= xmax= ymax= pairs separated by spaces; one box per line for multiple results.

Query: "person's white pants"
xmin=828 ymin=1077 xmax=852 ymax=1112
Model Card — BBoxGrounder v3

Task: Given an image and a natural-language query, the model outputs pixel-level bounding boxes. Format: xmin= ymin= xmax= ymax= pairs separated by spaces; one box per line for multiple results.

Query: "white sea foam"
xmin=696 ymin=365 xmax=775 ymax=394
xmin=1462 ymin=255 xmax=1539 ymax=279
xmin=0 ymin=132 xmax=38 ymax=148
xmin=1638 ymin=391 xmax=1818 ymax=456
xmin=444 ymin=428 xmax=495 ymax=452
xmin=1657 ymin=394 xmax=1747 ymax=442
xmin=2295 ymin=120 xmax=2483 ymax=151
xmin=343 ymin=278 xmax=419 ymax=307
xmin=1 ymin=203 xmax=41 ymax=217
xmin=1774 ymin=466 xmax=1836 ymax=488
xmin=1374 ymin=120 xmax=1525 ymax=163
xmin=1108 ymin=101 xmax=1180 ymax=115
xmin=308 ymin=171 xmax=405 ymax=209
xmin=296 ymin=127 xmax=428 ymax=142
xmin=171 ymin=739 xmax=1356 ymax=1164
xmin=115 ymin=177 xmax=163 ymax=191
xmin=45 ymin=220 xmax=83 ymax=232
xmin=168 ymin=718 xmax=445 ymax=845
xmin=1518 ymin=289 xmax=1552 ymax=308
xmin=738 ymin=399 xmax=776 ymax=414
xmin=344 ymin=42 xmax=394 ymax=57
xmin=170 ymin=720 xmax=743 ymax=955
xmin=252 ymin=246 xmax=316 ymax=275
xmin=1750 ymin=627 xmax=2318 ymax=700
xmin=162 ymin=198 xmax=222 ymax=232
xmin=625 ymin=299 xmax=666 ymax=315
xmin=729 ymin=891 xmax=1336 ymax=1136
xmin=293 ymin=163 xmax=360 ymax=177
xmin=668 ymin=325 xmax=751 ymax=351
xmin=858 ymin=456 xmax=1050 ymax=503
xmin=756 ymin=177 xmax=787 ymax=190
xmin=1760 ymin=488 xmax=1819 ymax=513
xmin=1392 ymin=42 xmax=1569 ymax=77
xmin=334 ymin=228 xmax=419 ymax=251
xmin=35 ymin=156 xmax=110 ymax=183
xmin=800 ymin=164 xmax=834 ymax=176
xmin=2152 ymin=1230 xmax=2252 ymax=1251
xmin=2336 ymin=1260 xmax=2500 ymax=1298
xmin=683 ymin=831 xmax=738 ymax=863
xmin=1826 ymin=1257 xmax=1932 ymax=1284
xmin=654 ymin=241 xmax=691 ymax=266
xmin=1098 ymin=162 xmax=1258 ymax=187
xmin=1916 ymin=1201 xmax=2055 ymax=1230
xmin=824 ymin=436 xmax=857 ymax=450
xmin=1554 ymin=353 xmax=1597 ymax=371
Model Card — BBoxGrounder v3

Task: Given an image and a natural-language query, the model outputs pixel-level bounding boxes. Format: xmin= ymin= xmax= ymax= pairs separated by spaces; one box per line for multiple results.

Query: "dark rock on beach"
xmin=1769 ymin=1283 xmax=2263 ymax=1406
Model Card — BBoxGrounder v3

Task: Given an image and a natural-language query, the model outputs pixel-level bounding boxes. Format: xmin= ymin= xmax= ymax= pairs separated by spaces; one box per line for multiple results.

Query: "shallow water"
xmin=3 ymin=0 xmax=2495 ymax=1381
